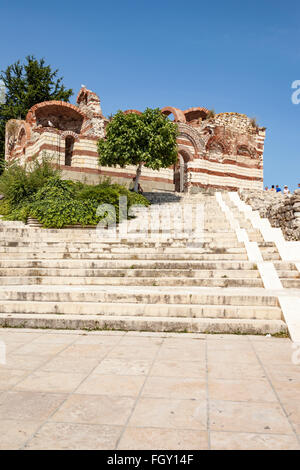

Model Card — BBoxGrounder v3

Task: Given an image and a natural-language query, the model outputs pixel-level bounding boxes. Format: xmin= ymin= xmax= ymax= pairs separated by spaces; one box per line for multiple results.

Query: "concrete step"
xmin=0 ymin=286 xmax=279 ymax=306
xmin=0 ymin=267 xmax=261 ymax=278
xmin=0 ymin=259 xmax=259 ymax=269
xmin=278 ymin=270 xmax=300 ymax=279
xmin=0 ymin=276 xmax=264 ymax=288
xmin=0 ymin=240 xmax=242 ymax=248
xmin=0 ymin=300 xmax=281 ymax=319
xmin=0 ymin=237 xmax=244 ymax=246
xmin=0 ymin=252 xmax=249 ymax=261
xmin=0 ymin=244 xmax=247 ymax=253
xmin=262 ymin=253 xmax=281 ymax=261
xmin=0 ymin=268 xmax=261 ymax=278
xmin=281 ymin=279 xmax=300 ymax=288
xmin=0 ymin=313 xmax=287 ymax=335
xmin=0 ymin=242 xmax=246 ymax=250
xmin=274 ymin=262 xmax=298 ymax=270
xmin=0 ymin=233 xmax=242 ymax=242
xmin=0 ymin=246 xmax=247 ymax=254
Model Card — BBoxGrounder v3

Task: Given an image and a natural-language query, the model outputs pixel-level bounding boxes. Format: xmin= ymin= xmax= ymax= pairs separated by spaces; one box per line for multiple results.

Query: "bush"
xmin=0 ymin=199 xmax=11 ymax=216
xmin=5 ymin=204 xmax=31 ymax=223
xmin=27 ymin=177 xmax=150 ymax=228
xmin=0 ymin=160 xmax=150 ymax=228
xmin=0 ymin=156 xmax=59 ymax=206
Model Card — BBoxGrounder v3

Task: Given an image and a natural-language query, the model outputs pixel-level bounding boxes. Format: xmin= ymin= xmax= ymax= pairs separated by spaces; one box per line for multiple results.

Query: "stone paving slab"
xmin=0 ymin=328 xmax=299 ymax=450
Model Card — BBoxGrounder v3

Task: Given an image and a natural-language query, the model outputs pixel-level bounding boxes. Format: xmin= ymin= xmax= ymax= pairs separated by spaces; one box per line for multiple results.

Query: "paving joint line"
xmin=249 ymin=339 xmax=300 ymax=446
xmin=19 ymin=331 xmax=127 ymax=450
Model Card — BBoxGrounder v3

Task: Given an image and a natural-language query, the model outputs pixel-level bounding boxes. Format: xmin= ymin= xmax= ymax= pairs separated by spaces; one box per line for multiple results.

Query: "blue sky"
xmin=1 ymin=0 xmax=299 ymax=189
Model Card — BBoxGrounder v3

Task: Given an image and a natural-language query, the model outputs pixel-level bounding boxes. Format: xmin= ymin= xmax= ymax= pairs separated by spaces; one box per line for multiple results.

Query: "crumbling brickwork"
xmin=5 ymin=87 xmax=265 ymax=192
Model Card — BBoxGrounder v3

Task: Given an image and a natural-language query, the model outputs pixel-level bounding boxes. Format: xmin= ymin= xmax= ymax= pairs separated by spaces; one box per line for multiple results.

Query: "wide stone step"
xmin=0 ymin=244 xmax=246 ymax=253
xmin=0 ymin=252 xmax=249 ymax=261
xmin=0 ymin=300 xmax=281 ymax=319
xmin=0 ymin=286 xmax=279 ymax=306
xmin=281 ymin=279 xmax=300 ymax=288
xmin=0 ymin=259 xmax=258 ymax=269
xmin=0 ymin=238 xmax=243 ymax=247
xmin=0 ymin=313 xmax=287 ymax=335
xmin=278 ymin=270 xmax=300 ymax=279
xmin=0 ymin=240 xmax=242 ymax=248
xmin=0 ymin=234 xmax=242 ymax=243
xmin=0 ymin=268 xmax=261 ymax=278
xmin=274 ymin=262 xmax=298 ymax=270
xmin=0 ymin=276 xmax=263 ymax=288
xmin=262 ymin=253 xmax=281 ymax=261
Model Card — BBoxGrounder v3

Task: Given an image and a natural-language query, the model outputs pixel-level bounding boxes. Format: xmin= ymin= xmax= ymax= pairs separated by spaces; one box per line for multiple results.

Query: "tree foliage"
xmin=0 ymin=55 xmax=73 ymax=164
xmin=97 ymin=108 xmax=178 ymax=191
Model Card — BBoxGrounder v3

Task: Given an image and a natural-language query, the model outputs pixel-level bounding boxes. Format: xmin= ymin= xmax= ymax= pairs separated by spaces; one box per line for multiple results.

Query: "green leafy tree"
xmin=98 ymin=108 xmax=179 ymax=192
xmin=0 ymin=55 xmax=73 ymax=165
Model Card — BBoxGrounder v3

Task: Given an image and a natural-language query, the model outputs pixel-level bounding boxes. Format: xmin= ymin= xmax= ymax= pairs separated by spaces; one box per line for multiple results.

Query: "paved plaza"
xmin=0 ymin=328 xmax=299 ymax=450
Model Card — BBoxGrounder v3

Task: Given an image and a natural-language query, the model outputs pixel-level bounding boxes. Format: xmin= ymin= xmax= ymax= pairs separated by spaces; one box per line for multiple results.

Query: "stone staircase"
xmin=223 ymin=193 xmax=300 ymax=287
xmin=0 ymin=191 xmax=297 ymax=335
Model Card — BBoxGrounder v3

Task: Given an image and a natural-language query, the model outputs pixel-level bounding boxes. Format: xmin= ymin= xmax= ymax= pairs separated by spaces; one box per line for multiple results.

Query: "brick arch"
xmin=161 ymin=106 xmax=186 ymax=123
xmin=236 ymin=144 xmax=257 ymax=158
xmin=183 ymin=107 xmax=209 ymax=122
xmin=235 ymin=135 xmax=257 ymax=159
xmin=178 ymin=145 xmax=194 ymax=162
xmin=123 ymin=109 xmax=142 ymax=115
xmin=18 ymin=128 xmax=26 ymax=147
xmin=61 ymin=130 xmax=79 ymax=141
xmin=206 ymin=135 xmax=229 ymax=154
xmin=17 ymin=122 xmax=31 ymax=146
xmin=177 ymin=123 xmax=206 ymax=156
xmin=26 ymin=101 xmax=87 ymax=126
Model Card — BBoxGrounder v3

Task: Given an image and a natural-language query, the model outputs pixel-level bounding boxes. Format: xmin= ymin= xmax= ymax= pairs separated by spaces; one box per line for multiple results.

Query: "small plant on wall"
xmin=206 ymin=109 xmax=215 ymax=120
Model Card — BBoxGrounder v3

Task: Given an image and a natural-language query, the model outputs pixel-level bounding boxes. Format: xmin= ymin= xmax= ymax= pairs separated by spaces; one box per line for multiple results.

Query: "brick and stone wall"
xmin=239 ymin=189 xmax=300 ymax=241
xmin=5 ymin=87 xmax=265 ymax=193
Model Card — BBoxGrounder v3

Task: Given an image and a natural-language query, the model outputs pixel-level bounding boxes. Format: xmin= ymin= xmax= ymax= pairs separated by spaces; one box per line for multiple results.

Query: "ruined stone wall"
xmin=4 ymin=87 xmax=266 ymax=193
xmin=182 ymin=112 xmax=264 ymax=192
xmin=239 ymin=189 xmax=300 ymax=241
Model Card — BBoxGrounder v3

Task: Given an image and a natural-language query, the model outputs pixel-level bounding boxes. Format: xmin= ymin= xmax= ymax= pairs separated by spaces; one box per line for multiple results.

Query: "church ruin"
xmin=5 ymin=87 xmax=265 ymax=192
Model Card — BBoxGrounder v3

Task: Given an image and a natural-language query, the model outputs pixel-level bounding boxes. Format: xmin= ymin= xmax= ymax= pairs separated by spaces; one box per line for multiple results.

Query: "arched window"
xmin=18 ymin=128 xmax=27 ymax=149
xmin=237 ymin=145 xmax=251 ymax=157
xmin=208 ymin=141 xmax=223 ymax=161
xmin=65 ymin=136 xmax=74 ymax=166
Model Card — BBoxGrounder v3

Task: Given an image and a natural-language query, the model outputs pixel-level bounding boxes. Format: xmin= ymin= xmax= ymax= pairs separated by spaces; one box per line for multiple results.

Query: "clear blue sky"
xmin=1 ymin=0 xmax=299 ymax=190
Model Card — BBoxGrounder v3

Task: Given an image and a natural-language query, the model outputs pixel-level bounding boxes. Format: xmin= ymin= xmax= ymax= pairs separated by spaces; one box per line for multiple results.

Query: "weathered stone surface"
xmin=239 ymin=189 xmax=300 ymax=241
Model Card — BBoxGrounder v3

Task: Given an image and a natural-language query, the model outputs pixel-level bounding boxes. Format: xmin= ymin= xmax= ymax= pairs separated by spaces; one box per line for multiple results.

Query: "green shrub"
xmin=5 ymin=204 xmax=31 ymax=223
xmin=128 ymin=191 xmax=150 ymax=207
xmin=0 ymin=200 xmax=12 ymax=216
xmin=29 ymin=197 xmax=99 ymax=228
xmin=0 ymin=156 xmax=59 ymax=206
xmin=0 ymin=159 xmax=150 ymax=228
